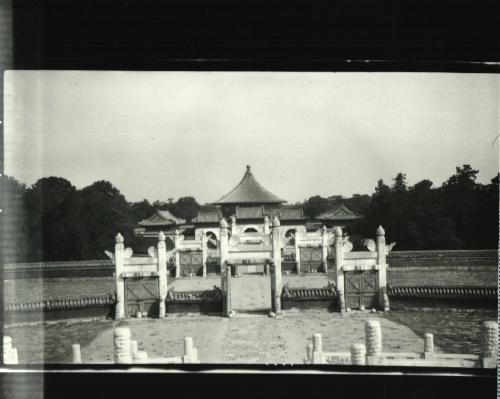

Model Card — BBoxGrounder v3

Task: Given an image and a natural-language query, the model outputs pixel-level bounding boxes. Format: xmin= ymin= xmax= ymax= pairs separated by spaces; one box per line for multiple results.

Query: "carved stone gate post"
xmin=271 ymin=216 xmax=283 ymax=316
xmin=321 ymin=225 xmax=328 ymax=273
xmin=334 ymin=227 xmax=346 ymax=312
xmin=375 ymin=226 xmax=387 ymax=309
xmin=220 ymin=218 xmax=231 ymax=317
xmin=114 ymin=233 xmax=125 ymax=320
xmin=174 ymin=229 xmax=181 ymax=278
xmin=201 ymin=231 xmax=208 ymax=277
xmin=158 ymin=231 xmax=168 ymax=318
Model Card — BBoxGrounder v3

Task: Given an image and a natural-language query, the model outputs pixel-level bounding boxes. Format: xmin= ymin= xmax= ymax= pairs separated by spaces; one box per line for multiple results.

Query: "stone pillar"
xmin=263 ymin=215 xmax=270 ymax=235
xmin=376 ymin=226 xmax=387 ymax=309
xmin=321 ymin=225 xmax=328 ymax=273
xmin=271 ymin=216 xmax=282 ymax=316
xmin=174 ymin=229 xmax=181 ymax=278
xmin=3 ymin=336 xmax=14 ymax=364
xmin=158 ymin=231 xmax=167 ymax=318
xmin=481 ymin=321 xmax=498 ymax=368
xmin=306 ymin=343 xmax=313 ymax=364
xmin=312 ymin=333 xmax=323 ymax=364
xmin=350 ymin=343 xmax=366 ymax=365
xmin=114 ymin=327 xmax=132 ymax=364
xmin=424 ymin=333 xmax=434 ymax=359
xmin=72 ymin=344 xmax=82 ymax=363
xmin=201 ymin=231 xmax=208 ymax=277
xmin=295 ymin=230 xmax=300 ymax=273
xmin=114 ymin=233 xmax=126 ymax=320
xmin=183 ymin=336 xmax=194 ymax=363
xmin=365 ymin=320 xmax=382 ymax=365
xmin=230 ymin=215 xmax=237 ymax=234
xmin=334 ymin=227 xmax=345 ymax=312
xmin=220 ymin=219 xmax=231 ymax=317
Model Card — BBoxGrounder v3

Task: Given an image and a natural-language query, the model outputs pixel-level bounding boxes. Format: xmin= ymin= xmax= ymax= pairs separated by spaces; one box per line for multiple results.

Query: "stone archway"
xmin=243 ymin=227 xmax=258 ymax=233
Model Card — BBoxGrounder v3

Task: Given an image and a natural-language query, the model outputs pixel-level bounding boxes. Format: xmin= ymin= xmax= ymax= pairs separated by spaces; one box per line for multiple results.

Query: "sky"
xmin=4 ymin=71 xmax=499 ymax=204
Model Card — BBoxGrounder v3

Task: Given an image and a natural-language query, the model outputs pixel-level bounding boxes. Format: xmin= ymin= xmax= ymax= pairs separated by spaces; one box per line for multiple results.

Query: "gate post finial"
xmin=376 ymin=225 xmax=385 ymax=236
xmin=115 ymin=232 xmax=124 ymax=243
xmin=114 ymin=232 xmax=126 ymax=320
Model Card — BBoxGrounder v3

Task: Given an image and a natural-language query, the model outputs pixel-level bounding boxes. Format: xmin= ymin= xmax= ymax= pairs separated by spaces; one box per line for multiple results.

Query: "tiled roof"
xmin=138 ymin=210 xmax=186 ymax=227
xmin=192 ymin=210 xmax=222 ymax=223
xmin=235 ymin=206 xmax=306 ymax=220
xmin=316 ymin=204 xmax=362 ymax=221
xmin=213 ymin=165 xmax=286 ymax=205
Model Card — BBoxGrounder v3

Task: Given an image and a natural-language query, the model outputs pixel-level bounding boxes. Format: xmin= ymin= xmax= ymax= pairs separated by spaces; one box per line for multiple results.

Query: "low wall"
xmin=4 ymin=260 xmax=114 ymax=279
xmin=387 ymin=250 xmax=497 ymax=267
xmin=4 ymin=293 xmax=116 ymax=324
xmin=166 ymin=287 xmax=223 ymax=314
xmin=281 ymin=285 xmax=337 ymax=311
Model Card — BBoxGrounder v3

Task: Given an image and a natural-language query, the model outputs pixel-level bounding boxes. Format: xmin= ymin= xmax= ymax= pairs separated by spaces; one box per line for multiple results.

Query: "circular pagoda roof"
xmin=212 ymin=165 xmax=286 ymax=206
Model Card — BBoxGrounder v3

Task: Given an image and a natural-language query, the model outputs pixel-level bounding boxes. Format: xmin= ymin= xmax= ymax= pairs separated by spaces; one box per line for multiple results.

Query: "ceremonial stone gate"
xmin=111 ymin=220 xmax=393 ymax=319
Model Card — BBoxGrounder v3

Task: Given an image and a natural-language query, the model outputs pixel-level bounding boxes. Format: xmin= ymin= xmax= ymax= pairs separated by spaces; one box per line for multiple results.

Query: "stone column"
xmin=201 ymin=231 xmax=208 ymax=277
xmin=312 ymin=333 xmax=323 ymax=364
xmin=376 ymin=226 xmax=387 ymax=310
xmin=174 ymin=229 xmax=181 ymax=278
xmin=72 ymin=344 xmax=82 ymax=363
xmin=220 ymin=219 xmax=231 ymax=317
xmin=115 ymin=233 xmax=126 ymax=320
xmin=321 ymin=225 xmax=328 ymax=273
xmin=158 ymin=231 xmax=167 ymax=318
xmin=263 ymin=215 xmax=270 ymax=235
xmin=424 ymin=333 xmax=434 ymax=359
xmin=334 ymin=227 xmax=345 ymax=312
xmin=230 ymin=215 xmax=237 ymax=234
xmin=481 ymin=321 xmax=498 ymax=368
xmin=3 ymin=336 xmax=13 ymax=364
xmin=271 ymin=216 xmax=283 ymax=316
xmin=295 ymin=230 xmax=300 ymax=273
xmin=350 ymin=343 xmax=366 ymax=365
xmin=114 ymin=327 xmax=132 ymax=364
xmin=365 ymin=320 xmax=382 ymax=365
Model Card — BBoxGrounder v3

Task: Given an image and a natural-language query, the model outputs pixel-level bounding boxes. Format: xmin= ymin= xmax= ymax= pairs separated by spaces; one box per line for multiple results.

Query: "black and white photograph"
xmin=2 ymin=71 xmax=498 ymax=368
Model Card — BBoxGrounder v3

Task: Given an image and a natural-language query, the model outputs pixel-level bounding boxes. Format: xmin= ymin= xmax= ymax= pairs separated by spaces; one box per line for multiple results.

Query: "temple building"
xmin=135 ymin=165 xmax=362 ymax=250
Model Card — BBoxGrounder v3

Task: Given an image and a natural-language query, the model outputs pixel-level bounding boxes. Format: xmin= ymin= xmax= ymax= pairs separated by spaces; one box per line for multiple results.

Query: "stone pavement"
xmin=230 ymin=274 xmax=271 ymax=312
xmin=81 ymin=310 xmax=434 ymax=364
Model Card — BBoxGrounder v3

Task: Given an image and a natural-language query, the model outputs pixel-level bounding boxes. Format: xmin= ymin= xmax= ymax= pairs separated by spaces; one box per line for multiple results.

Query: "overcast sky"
xmin=4 ymin=71 xmax=499 ymax=204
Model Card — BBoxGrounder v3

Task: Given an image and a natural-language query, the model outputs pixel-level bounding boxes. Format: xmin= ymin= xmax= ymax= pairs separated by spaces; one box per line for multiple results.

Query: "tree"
xmin=24 ymin=177 xmax=79 ymax=261
xmin=170 ymin=196 xmax=201 ymax=222
xmin=302 ymin=195 xmax=332 ymax=218
xmin=2 ymin=176 xmax=29 ymax=262
xmin=75 ymin=181 xmax=136 ymax=259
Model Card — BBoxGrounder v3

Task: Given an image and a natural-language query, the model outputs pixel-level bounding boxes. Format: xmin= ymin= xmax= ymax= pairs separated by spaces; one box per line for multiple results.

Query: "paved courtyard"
xmin=72 ymin=311 xmax=432 ymax=364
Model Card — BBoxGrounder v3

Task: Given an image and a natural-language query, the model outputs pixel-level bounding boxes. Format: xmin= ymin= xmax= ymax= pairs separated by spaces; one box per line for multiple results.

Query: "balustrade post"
xmin=220 ymin=219 xmax=231 ymax=317
xmin=334 ymin=227 xmax=345 ymax=312
xmin=481 ymin=321 xmax=498 ymax=368
xmin=424 ymin=333 xmax=434 ymax=359
xmin=376 ymin=226 xmax=387 ymax=310
xmin=114 ymin=327 xmax=132 ymax=364
xmin=72 ymin=344 xmax=82 ymax=364
xmin=312 ymin=333 xmax=323 ymax=364
xmin=201 ymin=231 xmax=208 ymax=277
xmin=174 ymin=229 xmax=181 ymax=278
xmin=321 ymin=225 xmax=328 ymax=273
xmin=158 ymin=231 xmax=167 ymax=318
xmin=114 ymin=233 xmax=126 ymax=320
xmin=365 ymin=320 xmax=383 ymax=365
xmin=350 ymin=343 xmax=366 ymax=365
xmin=271 ymin=217 xmax=282 ymax=316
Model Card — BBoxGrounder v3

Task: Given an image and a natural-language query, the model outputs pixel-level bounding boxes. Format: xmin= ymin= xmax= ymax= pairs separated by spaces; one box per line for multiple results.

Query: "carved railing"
xmin=4 ymin=293 xmax=117 ymax=313
xmin=388 ymin=250 xmax=497 ymax=267
xmin=282 ymin=284 xmax=337 ymax=300
xmin=166 ymin=287 xmax=222 ymax=303
xmin=388 ymin=285 xmax=497 ymax=298
xmin=305 ymin=319 xmax=498 ymax=368
xmin=3 ymin=259 xmax=113 ymax=271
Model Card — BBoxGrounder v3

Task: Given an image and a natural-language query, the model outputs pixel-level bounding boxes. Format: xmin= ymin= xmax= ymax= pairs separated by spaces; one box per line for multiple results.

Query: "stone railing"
xmin=3 ymin=336 xmax=19 ymax=365
xmin=71 ymin=327 xmax=200 ymax=364
xmin=387 ymin=250 xmax=497 ymax=267
xmin=388 ymin=286 xmax=497 ymax=299
xmin=166 ymin=287 xmax=222 ymax=303
xmin=305 ymin=319 xmax=498 ymax=368
xmin=282 ymin=284 xmax=337 ymax=300
xmin=3 ymin=259 xmax=113 ymax=271
xmin=4 ymin=293 xmax=117 ymax=313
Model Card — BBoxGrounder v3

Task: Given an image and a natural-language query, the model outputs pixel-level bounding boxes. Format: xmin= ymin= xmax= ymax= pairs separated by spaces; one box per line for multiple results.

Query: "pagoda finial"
xmin=246 ymin=165 xmax=251 ymax=173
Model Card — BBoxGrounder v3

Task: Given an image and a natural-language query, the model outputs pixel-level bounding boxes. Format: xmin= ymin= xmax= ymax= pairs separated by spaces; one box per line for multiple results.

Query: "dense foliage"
xmin=2 ymin=164 xmax=497 ymax=262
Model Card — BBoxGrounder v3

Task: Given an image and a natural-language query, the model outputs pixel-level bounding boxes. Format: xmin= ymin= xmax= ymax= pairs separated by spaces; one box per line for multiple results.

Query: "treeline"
xmin=2 ymin=165 xmax=498 ymax=262
xmin=302 ymin=165 xmax=499 ymax=250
